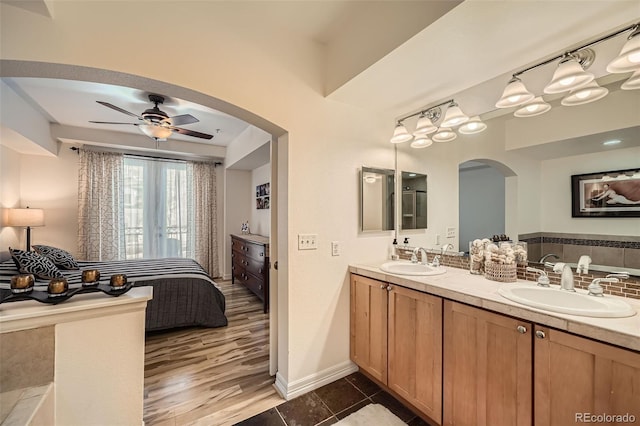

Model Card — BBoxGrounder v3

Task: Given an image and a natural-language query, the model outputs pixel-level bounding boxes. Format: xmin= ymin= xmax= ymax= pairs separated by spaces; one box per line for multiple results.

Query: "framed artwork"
xmin=571 ymin=169 xmax=640 ymax=217
xmin=256 ymin=183 xmax=270 ymax=210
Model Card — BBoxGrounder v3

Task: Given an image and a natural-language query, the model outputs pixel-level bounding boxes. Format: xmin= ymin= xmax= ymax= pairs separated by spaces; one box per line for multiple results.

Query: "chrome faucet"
xmin=411 ymin=247 xmax=429 ymax=265
xmin=553 ymin=263 xmax=575 ymax=291
xmin=539 ymin=253 xmax=560 ymax=263
xmin=526 ymin=266 xmax=550 ymax=287
xmin=588 ymin=273 xmax=629 ymax=297
xmin=441 ymin=243 xmax=453 ymax=255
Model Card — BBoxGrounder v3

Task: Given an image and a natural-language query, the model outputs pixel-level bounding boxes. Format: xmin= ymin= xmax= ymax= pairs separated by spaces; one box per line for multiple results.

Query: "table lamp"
xmin=7 ymin=207 xmax=45 ymax=251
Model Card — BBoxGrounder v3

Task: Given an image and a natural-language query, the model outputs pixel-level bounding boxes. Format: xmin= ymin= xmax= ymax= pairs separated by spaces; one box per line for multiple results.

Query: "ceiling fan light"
xmin=414 ymin=113 xmax=438 ymax=135
xmin=607 ymin=28 xmax=640 ymax=73
xmin=432 ymin=127 xmax=457 ymax=143
xmin=560 ymin=81 xmax=608 ymax=106
xmin=441 ymin=103 xmax=469 ymax=127
xmin=495 ymin=77 xmax=535 ymax=108
xmin=621 ymin=69 xmax=640 ymax=90
xmin=390 ymin=122 xmax=413 ymax=143
xmin=458 ymin=116 xmax=487 ymax=134
xmin=544 ymin=57 xmax=594 ymax=94
xmin=514 ymin=97 xmax=551 ymax=117
xmin=140 ymin=124 xmax=173 ymax=140
xmin=410 ymin=136 xmax=433 ymax=149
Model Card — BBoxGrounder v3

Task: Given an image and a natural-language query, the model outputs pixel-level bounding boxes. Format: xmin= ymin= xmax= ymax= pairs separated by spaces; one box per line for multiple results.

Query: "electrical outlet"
xmin=446 ymin=227 xmax=456 ymax=239
xmin=298 ymin=234 xmax=318 ymax=250
xmin=331 ymin=241 xmax=340 ymax=256
xmin=435 ymin=234 xmax=441 ymax=245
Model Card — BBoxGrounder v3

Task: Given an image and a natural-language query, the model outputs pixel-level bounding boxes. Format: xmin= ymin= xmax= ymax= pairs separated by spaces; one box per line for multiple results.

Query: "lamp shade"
xmin=544 ymin=57 xmax=594 ymax=94
xmin=390 ymin=122 xmax=413 ymax=144
xmin=139 ymin=124 xmax=172 ymax=140
xmin=621 ymin=69 xmax=640 ymax=90
xmin=606 ymin=29 xmax=640 ymax=73
xmin=441 ymin=104 xmax=469 ymax=127
xmin=458 ymin=116 xmax=487 ymax=134
xmin=410 ymin=136 xmax=433 ymax=149
xmin=514 ymin=97 xmax=551 ymax=117
xmin=560 ymin=81 xmax=608 ymax=106
xmin=495 ymin=77 xmax=535 ymax=108
xmin=7 ymin=208 xmax=44 ymax=227
xmin=432 ymin=127 xmax=457 ymax=142
xmin=413 ymin=113 xmax=438 ymax=135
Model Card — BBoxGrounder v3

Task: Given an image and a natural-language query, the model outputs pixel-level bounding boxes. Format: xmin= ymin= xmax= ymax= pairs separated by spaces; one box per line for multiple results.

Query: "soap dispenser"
xmin=390 ymin=238 xmax=399 ymax=260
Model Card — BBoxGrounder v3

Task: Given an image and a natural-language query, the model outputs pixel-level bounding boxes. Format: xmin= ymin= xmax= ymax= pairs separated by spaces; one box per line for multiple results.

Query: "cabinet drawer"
xmin=245 ymin=256 xmax=267 ymax=277
xmin=240 ymin=273 xmax=266 ymax=301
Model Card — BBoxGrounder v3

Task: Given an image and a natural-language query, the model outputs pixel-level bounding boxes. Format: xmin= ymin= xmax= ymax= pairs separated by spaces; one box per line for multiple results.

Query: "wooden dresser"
xmin=231 ymin=234 xmax=270 ymax=313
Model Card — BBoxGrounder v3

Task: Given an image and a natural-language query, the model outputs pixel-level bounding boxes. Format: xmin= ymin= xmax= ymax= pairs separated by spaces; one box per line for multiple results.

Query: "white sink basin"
xmin=380 ymin=261 xmax=446 ymax=276
xmin=498 ymin=284 xmax=637 ymax=318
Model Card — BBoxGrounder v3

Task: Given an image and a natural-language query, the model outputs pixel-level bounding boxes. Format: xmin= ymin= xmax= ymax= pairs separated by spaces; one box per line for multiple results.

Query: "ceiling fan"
xmin=89 ymin=94 xmax=213 ymax=141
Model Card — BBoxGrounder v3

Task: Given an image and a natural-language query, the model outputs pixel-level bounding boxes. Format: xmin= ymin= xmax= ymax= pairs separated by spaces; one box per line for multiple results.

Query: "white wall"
xmin=251 ymin=163 xmax=271 ymax=237
xmin=0 ymin=145 xmax=22 ymax=258
xmin=223 ymin=169 xmax=252 ymax=278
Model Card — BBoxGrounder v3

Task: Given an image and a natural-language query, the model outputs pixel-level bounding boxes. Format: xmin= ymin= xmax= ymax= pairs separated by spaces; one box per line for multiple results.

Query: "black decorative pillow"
xmin=32 ymin=245 xmax=79 ymax=270
xmin=10 ymin=248 xmax=64 ymax=279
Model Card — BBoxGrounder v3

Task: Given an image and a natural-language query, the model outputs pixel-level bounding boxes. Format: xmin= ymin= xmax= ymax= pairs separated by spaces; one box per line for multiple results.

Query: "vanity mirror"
xmin=401 ymin=171 xmax=427 ymax=230
xmin=360 ymin=166 xmax=395 ymax=232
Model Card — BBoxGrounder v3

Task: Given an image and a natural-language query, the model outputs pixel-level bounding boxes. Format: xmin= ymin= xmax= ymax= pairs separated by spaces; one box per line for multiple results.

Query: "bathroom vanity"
xmin=349 ymin=263 xmax=640 ymax=426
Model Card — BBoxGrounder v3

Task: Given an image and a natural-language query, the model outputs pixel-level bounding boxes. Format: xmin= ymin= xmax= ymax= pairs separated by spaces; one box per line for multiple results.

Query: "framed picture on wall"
xmin=571 ymin=169 xmax=640 ymax=217
xmin=256 ymin=183 xmax=270 ymax=210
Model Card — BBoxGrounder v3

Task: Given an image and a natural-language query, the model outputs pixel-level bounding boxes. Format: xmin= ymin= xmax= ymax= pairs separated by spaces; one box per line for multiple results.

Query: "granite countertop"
xmin=349 ymin=262 xmax=640 ymax=352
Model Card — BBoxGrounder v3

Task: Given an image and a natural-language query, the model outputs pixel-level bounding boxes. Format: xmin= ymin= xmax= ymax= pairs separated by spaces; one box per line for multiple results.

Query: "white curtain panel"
xmin=189 ymin=161 xmax=218 ymax=277
xmin=77 ymin=150 xmax=125 ymax=261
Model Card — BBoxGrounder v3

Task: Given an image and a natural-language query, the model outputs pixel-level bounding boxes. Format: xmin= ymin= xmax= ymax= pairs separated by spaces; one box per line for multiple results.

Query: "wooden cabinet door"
xmin=350 ymin=274 xmax=388 ymax=384
xmin=388 ymin=285 xmax=443 ymax=424
xmin=534 ymin=326 xmax=640 ymax=426
xmin=443 ymin=301 xmax=532 ymax=426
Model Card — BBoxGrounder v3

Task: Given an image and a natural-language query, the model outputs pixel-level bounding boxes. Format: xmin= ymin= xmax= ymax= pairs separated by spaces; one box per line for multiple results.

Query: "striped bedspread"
xmin=0 ymin=258 xmax=228 ymax=331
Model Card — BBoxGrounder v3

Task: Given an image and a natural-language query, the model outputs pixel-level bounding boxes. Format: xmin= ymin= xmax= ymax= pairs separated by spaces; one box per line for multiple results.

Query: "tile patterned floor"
xmin=235 ymin=372 xmax=435 ymax=426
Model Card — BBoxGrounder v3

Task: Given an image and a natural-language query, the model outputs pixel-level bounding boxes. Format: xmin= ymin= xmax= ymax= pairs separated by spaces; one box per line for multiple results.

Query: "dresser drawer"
xmin=239 ymin=272 xmax=266 ymax=302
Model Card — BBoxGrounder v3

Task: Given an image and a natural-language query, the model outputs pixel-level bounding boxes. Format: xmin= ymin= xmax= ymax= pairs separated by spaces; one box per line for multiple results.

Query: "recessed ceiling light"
xmin=603 ymin=139 xmax=622 ymax=146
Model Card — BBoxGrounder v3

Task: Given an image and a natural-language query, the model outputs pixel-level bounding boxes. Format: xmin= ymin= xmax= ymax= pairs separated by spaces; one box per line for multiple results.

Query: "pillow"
xmin=32 ymin=245 xmax=79 ymax=270
xmin=10 ymin=248 xmax=64 ymax=280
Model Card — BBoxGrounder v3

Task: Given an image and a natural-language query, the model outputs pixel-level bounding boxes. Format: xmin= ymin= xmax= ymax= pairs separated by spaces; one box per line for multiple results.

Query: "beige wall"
xmin=0 ymin=145 xmax=22 ymax=258
xmin=252 ymin=163 xmax=271 ymax=237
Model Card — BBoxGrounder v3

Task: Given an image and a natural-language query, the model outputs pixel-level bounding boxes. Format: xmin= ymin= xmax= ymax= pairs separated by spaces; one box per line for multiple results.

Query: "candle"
xmin=81 ymin=269 xmax=100 ymax=286
xmin=48 ymin=278 xmax=69 ymax=297
xmin=10 ymin=274 xmax=35 ymax=294
xmin=110 ymin=274 xmax=127 ymax=288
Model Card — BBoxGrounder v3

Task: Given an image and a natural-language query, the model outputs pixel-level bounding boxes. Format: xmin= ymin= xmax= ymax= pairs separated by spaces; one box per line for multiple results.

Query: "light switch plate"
xmin=446 ymin=227 xmax=456 ymax=238
xmin=331 ymin=241 xmax=340 ymax=256
xmin=298 ymin=234 xmax=318 ymax=250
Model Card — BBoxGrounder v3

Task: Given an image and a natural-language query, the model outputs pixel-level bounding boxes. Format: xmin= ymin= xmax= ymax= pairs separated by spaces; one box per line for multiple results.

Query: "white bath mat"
xmin=334 ymin=403 xmax=407 ymax=426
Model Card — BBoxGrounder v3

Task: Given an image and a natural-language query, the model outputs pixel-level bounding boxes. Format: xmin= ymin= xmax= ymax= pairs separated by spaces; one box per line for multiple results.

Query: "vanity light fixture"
xmin=495 ymin=76 xmax=535 ymax=108
xmin=410 ymin=136 xmax=433 ymax=149
xmin=561 ymin=81 xmax=609 ymax=106
xmin=606 ymin=25 xmax=640 ymax=73
xmin=413 ymin=112 xmax=438 ymax=135
xmin=432 ymin=127 xmax=457 ymax=142
xmin=513 ymin=97 xmax=551 ymax=117
xmin=458 ymin=116 xmax=487 ymax=134
xmin=440 ymin=102 xmax=470 ymax=127
xmin=621 ymin=69 xmax=640 ymax=90
xmin=543 ymin=51 xmax=595 ymax=94
xmin=390 ymin=122 xmax=413 ymax=144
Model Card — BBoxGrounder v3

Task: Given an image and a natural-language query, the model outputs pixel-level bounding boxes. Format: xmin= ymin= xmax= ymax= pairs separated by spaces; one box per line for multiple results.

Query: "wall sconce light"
xmin=390 ymin=122 xmax=413 ymax=144
xmin=7 ymin=207 xmax=45 ymax=251
xmin=432 ymin=127 xmax=457 ymax=142
xmin=440 ymin=102 xmax=469 ymax=127
xmin=410 ymin=136 xmax=433 ymax=149
xmin=458 ymin=116 xmax=487 ymax=134
xmin=496 ymin=22 xmax=639 ymax=118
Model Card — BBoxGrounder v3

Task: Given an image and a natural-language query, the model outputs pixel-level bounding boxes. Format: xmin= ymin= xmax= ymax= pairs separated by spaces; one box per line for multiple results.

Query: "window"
xmin=123 ymin=157 xmax=194 ymax=259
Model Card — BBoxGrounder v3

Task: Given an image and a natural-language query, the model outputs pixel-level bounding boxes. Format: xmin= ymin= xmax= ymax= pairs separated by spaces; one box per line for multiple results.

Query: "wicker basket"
xmin=484 ymin=261 xmax=517 ymax=282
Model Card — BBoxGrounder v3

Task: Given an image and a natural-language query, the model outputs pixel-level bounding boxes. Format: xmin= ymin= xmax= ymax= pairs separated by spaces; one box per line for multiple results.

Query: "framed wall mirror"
xmin=361 ymin=166 xmax=395 ymax=232
xmin=401 ymin=171 xmax=427 ymax=230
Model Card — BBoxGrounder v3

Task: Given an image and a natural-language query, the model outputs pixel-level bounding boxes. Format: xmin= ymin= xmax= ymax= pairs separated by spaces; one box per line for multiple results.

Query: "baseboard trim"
xmin=274 ymin=360 xmax=358 ymax=400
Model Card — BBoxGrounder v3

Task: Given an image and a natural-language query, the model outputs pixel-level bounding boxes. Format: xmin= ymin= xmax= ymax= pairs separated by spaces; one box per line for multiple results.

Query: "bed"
xmin=0 ymin=257 xmax=228 ymax=332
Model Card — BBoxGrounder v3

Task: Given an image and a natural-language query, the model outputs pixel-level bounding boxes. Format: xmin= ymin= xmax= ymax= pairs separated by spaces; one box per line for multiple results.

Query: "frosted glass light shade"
xmin=432 ymin=127 xmax=457 ymax=142
xmin=607 ymin=30 xmax=640 ymax=73
xmin=621 ymin=70 xmax=640 ymax=90
xmin=514 ymin=97 xmax=551 ymax=117
xmin=390 ymin=123 xmax=413 ymax=143
xmin=441 ymin=104 xmax=469 ymax=127
xmin=544 ymin=57 xmax=594 ymax=94
xmin=414 ymin=113 xmax=437 ymax=135
xmin=561 ymin=81 xmax=608 ymax=106
xmin=458 ymin=116 xmax=487 ymax=134
xmin=140 ymin=124 xmax=172 ymax=140
xmin=410 ymin=136 xmax=433 ymax=149
xmin=7 ymin=208 xmax=45 ymax=227
xmin=495 ymin=77 xmax=535 ymax=108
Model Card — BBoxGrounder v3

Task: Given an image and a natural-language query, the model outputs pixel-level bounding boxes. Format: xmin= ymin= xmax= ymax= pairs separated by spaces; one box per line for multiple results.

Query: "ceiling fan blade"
xmin=96 ymin=101 xmax=142 ymax=119
xmin=170 ymin=114 xmax=199 ymax=126
xmin=171 ymin=126 xmax=214 ymax=139
xmin=89 ymin=121 xmax=139 ymax=125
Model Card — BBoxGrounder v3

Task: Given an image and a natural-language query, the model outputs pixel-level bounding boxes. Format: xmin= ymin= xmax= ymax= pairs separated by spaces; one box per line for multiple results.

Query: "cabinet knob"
xmin=380 ymin=284 xmax=386 ymax=289
xmin=259 ymin=285 xmax=262 ymax=290
xmin=535 ymin=330 xmax=546 ymax=339
xmin=517 ymin=325 xmax=527 ymax=334
xmin=386 ymin=285 xmax=393 ymax=291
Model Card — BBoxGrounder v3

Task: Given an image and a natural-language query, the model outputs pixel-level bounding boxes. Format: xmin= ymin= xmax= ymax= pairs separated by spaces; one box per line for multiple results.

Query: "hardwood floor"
xmin=143 ymin=280 xmax=284 ymax=426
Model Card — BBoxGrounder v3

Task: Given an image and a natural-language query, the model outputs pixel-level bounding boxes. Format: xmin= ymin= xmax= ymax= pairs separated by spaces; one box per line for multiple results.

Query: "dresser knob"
xmin=535 ymin=330 xmax=546 ymax=339
xmin=517 ymin=325 xmax=527 ymax=334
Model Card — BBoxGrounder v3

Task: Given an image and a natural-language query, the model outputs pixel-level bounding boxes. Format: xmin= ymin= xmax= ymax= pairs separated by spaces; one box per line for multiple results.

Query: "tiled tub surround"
xmin=396 ymin=246 xmax=640 ymax=300
xmin=519 ymin=232 xmax=640 ymax=272
xmin=349 ymin=263 xmax=640 ymax=351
